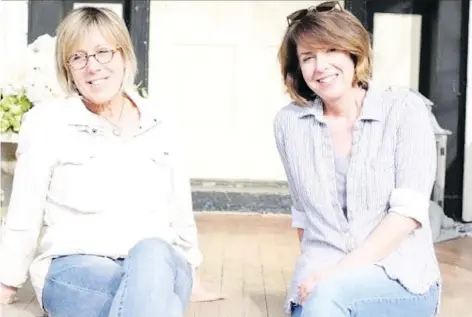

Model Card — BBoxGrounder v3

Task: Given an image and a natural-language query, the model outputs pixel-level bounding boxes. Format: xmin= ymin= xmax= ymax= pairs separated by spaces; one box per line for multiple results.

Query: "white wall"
xmin=0 ymin=1 xmax=426 ymax=184
xmin=0 ymin=0 xmax=29 ymax=83
xmin=148 ymin=1 xmax=327 ymax=181
xmin=147 ymin=2 xmax=426 ymax=182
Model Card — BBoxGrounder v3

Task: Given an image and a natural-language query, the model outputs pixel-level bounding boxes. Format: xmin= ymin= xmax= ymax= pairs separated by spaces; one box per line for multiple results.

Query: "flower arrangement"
xmin=0 ymin=34 xmax=66 ymax=134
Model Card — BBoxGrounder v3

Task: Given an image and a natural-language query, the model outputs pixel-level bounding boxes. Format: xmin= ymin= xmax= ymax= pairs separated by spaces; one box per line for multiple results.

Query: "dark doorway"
xmin=347 ymin=0 xmax=470 ymax=221
xmin=28 ymin=0 xmax=149 ymax=89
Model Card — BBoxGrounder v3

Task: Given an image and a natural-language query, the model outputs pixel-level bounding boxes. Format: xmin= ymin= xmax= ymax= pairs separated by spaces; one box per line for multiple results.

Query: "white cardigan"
xmin=0 ymin=91 xmax=202 ymax=307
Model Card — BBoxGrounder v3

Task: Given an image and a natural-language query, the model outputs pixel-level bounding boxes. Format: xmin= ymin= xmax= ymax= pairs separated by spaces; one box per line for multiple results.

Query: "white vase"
xmin=1 ymin=159 xmax=16 ymax=176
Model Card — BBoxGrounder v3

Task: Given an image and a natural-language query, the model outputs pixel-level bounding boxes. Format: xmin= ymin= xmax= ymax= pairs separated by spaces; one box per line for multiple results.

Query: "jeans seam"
xmin=348 ymin=286 xmax=438 ymax=311
xmin=47 ymin=277 xmax=113 ymax=298
xmin=48 ymin=264 xmax=92 ymax=277
xmin=117 ymin=256 xmax=131 ymax=317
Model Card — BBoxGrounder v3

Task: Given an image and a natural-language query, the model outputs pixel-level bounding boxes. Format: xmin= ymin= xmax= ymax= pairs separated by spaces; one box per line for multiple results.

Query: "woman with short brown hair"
xmin=275 ymin=2 xmax=441 ymax=316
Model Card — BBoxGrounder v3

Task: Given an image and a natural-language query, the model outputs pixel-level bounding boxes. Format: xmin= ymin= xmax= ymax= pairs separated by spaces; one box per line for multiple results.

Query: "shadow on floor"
xmin=250 ymin=291 xmax=287 ymax=316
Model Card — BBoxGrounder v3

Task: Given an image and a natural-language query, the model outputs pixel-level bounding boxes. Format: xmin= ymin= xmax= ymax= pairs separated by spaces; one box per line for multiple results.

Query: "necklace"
xmin=102 ymin=98 xmax=125 ymax=136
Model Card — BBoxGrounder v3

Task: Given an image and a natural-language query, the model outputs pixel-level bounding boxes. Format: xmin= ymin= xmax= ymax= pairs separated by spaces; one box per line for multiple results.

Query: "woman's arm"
xmin=0 ymin=105 xmax=57 ymax=295
xmin=273 ymin=111 xmax=308 ymax=240
xmin=166 ymin=119 xmax=202 ymax=273
xmin=336 ymin=92 xmax=436 ymax=270
xmin=335 ymin=213 xmax=421 ymax=270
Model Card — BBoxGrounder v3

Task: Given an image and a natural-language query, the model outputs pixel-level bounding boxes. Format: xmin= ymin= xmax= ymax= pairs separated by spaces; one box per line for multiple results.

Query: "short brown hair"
xmin=278 ymin=7 xmax=373 ymax=105
xmin=55 ymin=6 xmax=137 ymax=96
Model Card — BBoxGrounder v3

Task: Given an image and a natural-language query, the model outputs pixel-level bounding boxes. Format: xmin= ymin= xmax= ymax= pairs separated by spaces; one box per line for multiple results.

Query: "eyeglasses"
xmin=286 ymin=1 xmax=342 ymax=26
xmin=67 ymin=48 xmax=120 ymax=70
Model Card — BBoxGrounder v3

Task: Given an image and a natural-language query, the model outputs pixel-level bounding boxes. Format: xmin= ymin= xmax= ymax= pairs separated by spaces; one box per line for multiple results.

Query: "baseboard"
xmin=190 ymin=179 xmax=291 ymax=213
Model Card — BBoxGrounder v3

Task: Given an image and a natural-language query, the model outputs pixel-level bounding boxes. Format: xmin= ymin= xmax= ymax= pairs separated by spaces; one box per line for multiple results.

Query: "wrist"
xmin=337 ymin=251 xmax=372 ymax=271
xmin=1 ymin=283 xmax=18 ymax=291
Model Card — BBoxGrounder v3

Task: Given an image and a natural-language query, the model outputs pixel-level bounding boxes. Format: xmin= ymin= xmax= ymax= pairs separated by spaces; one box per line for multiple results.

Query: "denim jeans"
xmin=291 ymin=265 xmax=439 ymax=317
xmin=42 ymin=238 xmax=193 ymax=317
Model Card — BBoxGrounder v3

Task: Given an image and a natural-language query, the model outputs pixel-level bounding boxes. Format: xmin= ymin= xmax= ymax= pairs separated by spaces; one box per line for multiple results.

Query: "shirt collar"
xmin=297 ymin=82 xmax=383 ymax=122
xmin=66 ymin=89 xmax=161 ymax=130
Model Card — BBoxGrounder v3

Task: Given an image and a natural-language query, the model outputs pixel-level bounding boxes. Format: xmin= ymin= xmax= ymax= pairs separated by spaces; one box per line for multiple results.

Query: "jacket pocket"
xmin=150 ymin=149 xmax=173 ymax=197
xmin=48 ymin=149 xmax=109 ymax=214
xmin=131 ymin=148 xmax=174 ymax=211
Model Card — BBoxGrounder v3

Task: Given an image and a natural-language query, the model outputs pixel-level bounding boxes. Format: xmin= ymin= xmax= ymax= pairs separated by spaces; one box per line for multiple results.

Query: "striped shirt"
xmin=273 ymin=83 xmax=441 ymax=314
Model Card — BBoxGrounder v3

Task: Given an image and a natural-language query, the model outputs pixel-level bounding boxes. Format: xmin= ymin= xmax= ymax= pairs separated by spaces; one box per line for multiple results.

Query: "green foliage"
xmin=0 ymin=89 xmax=33 ymax=133
xmin=132 ymin=81 xmax=148 ymax=99
xmin=0 ymin=83 xmax=147 ymax=134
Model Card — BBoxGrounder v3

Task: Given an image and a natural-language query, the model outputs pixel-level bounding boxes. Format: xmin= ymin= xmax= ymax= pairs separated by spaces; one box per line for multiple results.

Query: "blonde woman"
xmin=275 ymin=2 xmax=441 ymax=317
xmin=0 ymin=7 xmax=201 ymax=317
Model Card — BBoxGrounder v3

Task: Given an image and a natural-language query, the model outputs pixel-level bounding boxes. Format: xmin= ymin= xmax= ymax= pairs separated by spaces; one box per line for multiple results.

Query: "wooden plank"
xmin=3 ymin=214 xmax=472 ymax=317
xmin=191 ymin=231 xmax=225 ymax=317
xmin=260 ymin=234 xmax=288 ymax=317
xmin=217 ymin=232 xmax=244 ymax=317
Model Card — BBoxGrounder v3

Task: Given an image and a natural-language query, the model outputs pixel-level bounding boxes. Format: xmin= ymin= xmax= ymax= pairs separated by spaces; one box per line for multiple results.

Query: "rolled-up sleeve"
xmin=291 ymin=206 xmax=307 ymax=229
xmin=273 ymin=112 xmax=306 ymax=229
xmin=165 ymin=117 xmax=202 ymax=272
xmin=388 ymin=93 xmax=437 ymax=228
xmin=169 ymin=157 xmax=203 ymax=271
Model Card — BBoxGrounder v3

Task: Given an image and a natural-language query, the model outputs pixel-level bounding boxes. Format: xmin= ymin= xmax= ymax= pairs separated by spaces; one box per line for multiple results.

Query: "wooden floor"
xmin=2 ymin=213 xmax=472 ymax=317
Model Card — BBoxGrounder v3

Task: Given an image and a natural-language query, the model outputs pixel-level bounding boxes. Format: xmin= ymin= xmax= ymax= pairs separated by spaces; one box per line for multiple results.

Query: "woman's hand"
xmin=297 ymin=228 xmax=304 ymax=242
xmin=0 ymin=283 xmax=17 ymax=305
xmin=297 ymin=266 xmax=339 ymax=304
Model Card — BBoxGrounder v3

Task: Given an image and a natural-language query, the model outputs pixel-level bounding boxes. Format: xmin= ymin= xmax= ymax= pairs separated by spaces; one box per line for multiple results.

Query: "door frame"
xmin=27 ymin=0 xmax=150 ymax=89
xmin=346 ymin=0 xmax=470 ymax=221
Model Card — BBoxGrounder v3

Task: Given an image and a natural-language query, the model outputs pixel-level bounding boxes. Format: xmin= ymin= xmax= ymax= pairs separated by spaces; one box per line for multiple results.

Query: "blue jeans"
xmin=42 ymin=238 xmax=193 ymax=317
xmin=291 ymin=265 xmax=439 ymax=317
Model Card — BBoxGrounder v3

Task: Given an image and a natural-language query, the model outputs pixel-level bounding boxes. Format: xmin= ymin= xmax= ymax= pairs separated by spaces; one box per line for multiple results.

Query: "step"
xmin=191 ymin=179 xmax=291 ymax=213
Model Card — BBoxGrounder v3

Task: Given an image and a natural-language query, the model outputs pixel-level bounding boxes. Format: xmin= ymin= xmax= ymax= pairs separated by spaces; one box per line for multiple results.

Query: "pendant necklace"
xmin=103 ymin=98 xmax=125 ymax=136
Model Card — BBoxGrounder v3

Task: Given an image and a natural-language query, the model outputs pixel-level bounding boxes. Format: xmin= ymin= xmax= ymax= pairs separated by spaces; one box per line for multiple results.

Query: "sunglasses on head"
xmin=286 ymin=1 xmax=342 ymax=26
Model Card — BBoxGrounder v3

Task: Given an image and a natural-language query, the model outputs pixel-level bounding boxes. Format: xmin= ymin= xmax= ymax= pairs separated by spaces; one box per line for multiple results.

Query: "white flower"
xmin=0 ymin=33 xmax=67 ymax=133
xmin=18 ymin=34 xmax=66 ymax=103
xmin=1 ymin=49 xmax=27 ymax=96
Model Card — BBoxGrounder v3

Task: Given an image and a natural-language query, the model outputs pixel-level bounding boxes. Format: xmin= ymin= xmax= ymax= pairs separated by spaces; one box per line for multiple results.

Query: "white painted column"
xmin=462 ymin=1 xmax=472 ymax=222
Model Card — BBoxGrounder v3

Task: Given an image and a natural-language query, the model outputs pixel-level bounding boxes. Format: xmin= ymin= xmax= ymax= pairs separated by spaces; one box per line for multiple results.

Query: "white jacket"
xmin=0 ymin=91 xmax=202 ymax=307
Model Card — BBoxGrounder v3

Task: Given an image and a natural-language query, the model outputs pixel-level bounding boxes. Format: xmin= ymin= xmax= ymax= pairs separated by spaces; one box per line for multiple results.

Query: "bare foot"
xmin=191 ymin=277 xmax=227 ymax=302
xmin=0 ymin=283 xmax=17 ymax=305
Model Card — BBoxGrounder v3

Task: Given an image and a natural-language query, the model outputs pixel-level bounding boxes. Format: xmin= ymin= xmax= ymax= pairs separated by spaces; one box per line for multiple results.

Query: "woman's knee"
xmin=305 ymin=265 xmax=382 ymax=308
xmin=307 ymin=280 xmax=346 ymax=305
xmin=128 ymin=237 xmax=174 ymax=260
xmin=43 ymin=279 xmax=114 ymax=317
xmin=126 ymin=238 xmax=185 ymax=273
xmin=302 ymin=278 xmax=350 ymax=314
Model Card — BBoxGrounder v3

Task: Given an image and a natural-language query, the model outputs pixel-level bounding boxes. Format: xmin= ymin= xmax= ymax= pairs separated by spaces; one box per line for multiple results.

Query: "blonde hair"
xmin=55 ymin=6 xmax=137 ymax=95
xmin=278 ymin=7 xmax=373 ymax=105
